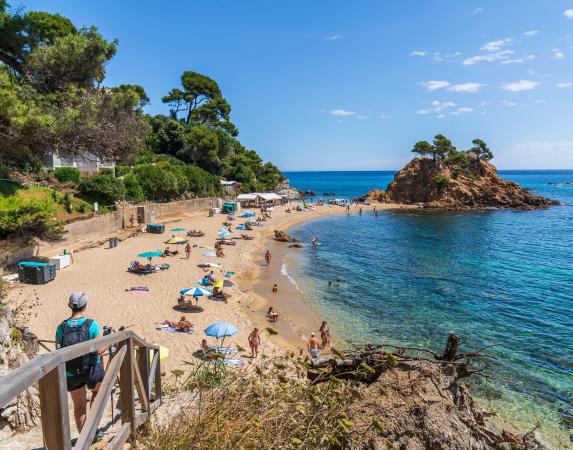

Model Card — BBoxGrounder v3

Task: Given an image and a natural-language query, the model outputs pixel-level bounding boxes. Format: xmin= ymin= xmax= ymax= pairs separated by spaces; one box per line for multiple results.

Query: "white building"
xmin=43 ymin=153 xmax=115 ymax=176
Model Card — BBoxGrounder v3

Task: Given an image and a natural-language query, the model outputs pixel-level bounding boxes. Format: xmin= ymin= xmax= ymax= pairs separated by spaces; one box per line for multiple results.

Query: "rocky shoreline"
xmin=360 ymin=157 xmax=559 ymax=209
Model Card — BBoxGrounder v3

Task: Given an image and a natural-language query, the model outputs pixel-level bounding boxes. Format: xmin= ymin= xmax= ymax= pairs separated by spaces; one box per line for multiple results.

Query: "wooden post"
xmin=137 ymin=347 xmax=150 ymax=406
xmin=118 ymin=338 xmax=136 ymax=439
xmin=38 ymin=363 xmax=71 ymax=450
xmin=154 ymin=349 xmax=162 ymax=406
xmin=442 ymin=332 xmax=460 ymax=361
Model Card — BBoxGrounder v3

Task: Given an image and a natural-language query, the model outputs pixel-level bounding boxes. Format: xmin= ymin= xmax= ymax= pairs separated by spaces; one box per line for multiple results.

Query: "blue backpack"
xmin=59 ymin=319 xmax=95 ymax=375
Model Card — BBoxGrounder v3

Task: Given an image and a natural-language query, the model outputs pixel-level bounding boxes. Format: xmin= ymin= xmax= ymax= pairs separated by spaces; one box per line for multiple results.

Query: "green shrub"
xmin=124 ymin=173 xmax=145 ymax=203
xmin=0 ymin=196 xmax=64 ymax=239
xmin=99 ymin=168 xmax=115 ymax=176
xmin=115 ymin=165 xmax=132 ymax=177
xmin=63 ymin=192 xmax=73 ymax=213
xmin=78 ymin=174 xmax=126 ymax=206
xmin=433 ymin=173 xmax=452 ymax=188
xmin=53 ymin=167 xmax=80 ymax=184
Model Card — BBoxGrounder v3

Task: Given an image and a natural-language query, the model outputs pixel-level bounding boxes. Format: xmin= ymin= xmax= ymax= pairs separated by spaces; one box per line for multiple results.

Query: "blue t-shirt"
xmin=55 ymin=317 xmax=102 ymax=376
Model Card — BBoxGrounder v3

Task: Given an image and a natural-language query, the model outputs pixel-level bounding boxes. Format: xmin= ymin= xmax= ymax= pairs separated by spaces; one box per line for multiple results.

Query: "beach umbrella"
xmin=214 ymin=280 xmax=234 ymax=288
xmin=137 ymin=250 xmax=162 ymax=259
xmin=218 ymin=230 xmax=230 ymax=238
xmin=240 ymin=213 xmax=256 ymax=218
xmin=180 ymin=286 xmax=212 ymax=297
xmin=236 ymin=225 xmax=246 ymax=231
xmin=204 ymin=322 xmax=238 ymax=339
xmin=170 ymin=227 xmax=186 ymax=236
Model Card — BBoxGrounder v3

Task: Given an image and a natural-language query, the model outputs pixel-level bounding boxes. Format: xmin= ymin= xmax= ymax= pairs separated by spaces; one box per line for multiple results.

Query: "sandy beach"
xmin=5 ymin=201 xmax=410 ymax=373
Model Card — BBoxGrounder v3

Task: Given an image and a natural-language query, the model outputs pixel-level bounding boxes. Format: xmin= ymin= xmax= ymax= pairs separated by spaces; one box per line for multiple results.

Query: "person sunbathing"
xmin=163 ymin=247 xmax=178 ymax=256
xmin=164 ymin=316 xmax=193 ymax=332
xmin=216 ymin=248 xmax=225 ymax=257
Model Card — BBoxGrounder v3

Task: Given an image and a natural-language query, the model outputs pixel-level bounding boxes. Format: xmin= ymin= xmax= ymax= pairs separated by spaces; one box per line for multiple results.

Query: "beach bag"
xmin=60 ymin=319 xmax=95 ymax=376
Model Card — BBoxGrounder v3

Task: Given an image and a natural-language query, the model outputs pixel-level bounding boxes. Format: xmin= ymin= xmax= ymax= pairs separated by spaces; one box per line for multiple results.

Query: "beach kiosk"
xmin=223 ymin=202 xmax=241 ymax=214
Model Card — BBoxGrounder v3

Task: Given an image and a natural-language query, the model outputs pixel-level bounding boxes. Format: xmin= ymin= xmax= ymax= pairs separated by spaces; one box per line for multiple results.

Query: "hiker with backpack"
xmin=55 ymin=292 xmax=106 ymax=434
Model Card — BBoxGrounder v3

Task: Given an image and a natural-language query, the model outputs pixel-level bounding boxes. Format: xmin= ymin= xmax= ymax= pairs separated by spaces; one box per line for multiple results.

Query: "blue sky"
xmin=18 ymin=0 xmax=573 ymax=170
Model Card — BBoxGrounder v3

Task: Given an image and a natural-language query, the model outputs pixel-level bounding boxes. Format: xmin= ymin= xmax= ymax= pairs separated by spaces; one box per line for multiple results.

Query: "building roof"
xmin=236 ymin=192 xmax=283 ymax=201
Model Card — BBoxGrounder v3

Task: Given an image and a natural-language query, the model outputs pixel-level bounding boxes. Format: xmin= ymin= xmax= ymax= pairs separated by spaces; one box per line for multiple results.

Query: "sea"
xmin=282 ymin=170 xmax=573 ymax=447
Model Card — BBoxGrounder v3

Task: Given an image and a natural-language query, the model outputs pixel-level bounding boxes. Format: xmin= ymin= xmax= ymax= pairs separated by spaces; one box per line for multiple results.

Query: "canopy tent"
xmin=236 ymin=192 xmax=283 ymax=206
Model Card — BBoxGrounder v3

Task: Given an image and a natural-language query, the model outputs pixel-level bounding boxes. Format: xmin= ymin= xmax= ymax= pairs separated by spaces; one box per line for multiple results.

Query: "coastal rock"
xmin=348 ymin=359 xmax=544 ymax=449
xmin=360 ymin=157 xmax=559 ymax=209
xmin=274 ymin=230 xmax=297 ymax=242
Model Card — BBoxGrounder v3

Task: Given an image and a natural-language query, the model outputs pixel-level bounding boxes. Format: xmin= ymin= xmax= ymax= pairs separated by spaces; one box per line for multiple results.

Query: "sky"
xmin=16 ymin=0 xmax=573 ymax=170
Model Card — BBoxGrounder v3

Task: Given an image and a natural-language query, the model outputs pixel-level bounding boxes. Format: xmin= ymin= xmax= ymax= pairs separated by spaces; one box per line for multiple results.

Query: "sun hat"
xmin=310 ymin=332 xmax=315 ymax=336
xmin=69 ymin=292 xmax=88 ymax=309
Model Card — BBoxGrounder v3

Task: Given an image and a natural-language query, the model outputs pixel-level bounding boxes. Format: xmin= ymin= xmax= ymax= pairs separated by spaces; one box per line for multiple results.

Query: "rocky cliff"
xmin=361 ymin=157 xmax=558 ymax=209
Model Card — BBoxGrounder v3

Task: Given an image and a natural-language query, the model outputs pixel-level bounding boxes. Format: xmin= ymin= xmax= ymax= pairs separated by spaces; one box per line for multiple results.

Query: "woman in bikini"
xmin=319 ymin=321 xmax=331 ymax=348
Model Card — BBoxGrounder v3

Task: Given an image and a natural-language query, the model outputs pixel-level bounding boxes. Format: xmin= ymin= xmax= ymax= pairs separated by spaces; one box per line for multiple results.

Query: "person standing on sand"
xmin=185 ymin=243 xmax=191 ymax=259
xmin=248 ymin=327 xmax=261 ymax=357
xmin=265 ymin=250 xmax=271 ymax=266
xmin=272 ymin=284 xmax=278 ymax=293
xmin=319 ymin=321 xmax=331 ymax=348
xmin=307 ymin=332 xmax=320 ymax=359
xmin=55 ymin=293 xmax=106 ymax=435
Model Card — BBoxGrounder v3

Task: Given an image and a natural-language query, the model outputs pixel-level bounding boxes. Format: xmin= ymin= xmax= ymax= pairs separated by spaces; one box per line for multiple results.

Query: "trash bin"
xmin=109 ymin=237 xmax=118 ymax=248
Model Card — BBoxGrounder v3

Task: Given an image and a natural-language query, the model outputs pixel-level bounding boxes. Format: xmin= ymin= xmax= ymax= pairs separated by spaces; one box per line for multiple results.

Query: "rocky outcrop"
xmin=361 ymin=157 xmax=558 ymax=209
xmin=0 ymin=304 xmax=40 ymax=437
xmin=274 ymin=230 xmax=297 ymax=242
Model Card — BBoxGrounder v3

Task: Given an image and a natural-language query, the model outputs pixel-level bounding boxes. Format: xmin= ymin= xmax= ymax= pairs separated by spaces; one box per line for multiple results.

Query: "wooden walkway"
xmin=0 ymin=330 xmax=162 ymax=449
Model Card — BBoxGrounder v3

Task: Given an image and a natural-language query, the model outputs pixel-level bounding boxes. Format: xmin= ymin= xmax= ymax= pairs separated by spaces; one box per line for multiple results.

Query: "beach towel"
xmin=129 ymin=290 xmax=150 ymax=296
xmin=208 ymin=346 xmax=236 ymax=355
xmin=161 ymin=324 xmax=194 ymax=335
xmin=223 ymin=358 xmax=245 ymax=366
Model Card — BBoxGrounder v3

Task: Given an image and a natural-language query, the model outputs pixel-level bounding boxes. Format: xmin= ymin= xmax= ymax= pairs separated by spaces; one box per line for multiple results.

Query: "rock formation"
xmin=361 ymin=157 xmax=558 ymax=209
xmin=274 ymin=230 xmax=297 ymax=242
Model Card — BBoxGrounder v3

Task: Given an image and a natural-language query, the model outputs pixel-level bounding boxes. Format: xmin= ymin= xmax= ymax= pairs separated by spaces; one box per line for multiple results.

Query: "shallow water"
xmin=283 ymin=170 xmax=573 ymax=446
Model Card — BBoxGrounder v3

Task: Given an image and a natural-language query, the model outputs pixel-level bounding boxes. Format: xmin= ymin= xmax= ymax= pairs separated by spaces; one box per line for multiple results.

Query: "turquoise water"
xmin=283 ymin=170 xmax=573 ymax=447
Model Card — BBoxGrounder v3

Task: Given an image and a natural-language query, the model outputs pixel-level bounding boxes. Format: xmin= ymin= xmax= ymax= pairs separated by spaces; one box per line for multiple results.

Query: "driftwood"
xmin=308 ymin=332 xmax=496 ymax=384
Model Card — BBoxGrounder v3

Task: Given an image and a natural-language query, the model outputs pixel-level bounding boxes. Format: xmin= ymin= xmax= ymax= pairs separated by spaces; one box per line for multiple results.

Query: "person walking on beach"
xmin=265 ymin=250 xmax=271 ymax=266
xmin=55 ymin=293 xmax=106 ymax=434
xmin=185 ymin=243 xmax=191 ymax=259
xmin=319 ymin=321 xmax=331 ymax=348
xmin=248 ymin=327 xmax=261 ymax=358
xmin=272 ymin=284 xmax=278 ymax=293
xmin=307 ymin=332 xmax=320 ymax=359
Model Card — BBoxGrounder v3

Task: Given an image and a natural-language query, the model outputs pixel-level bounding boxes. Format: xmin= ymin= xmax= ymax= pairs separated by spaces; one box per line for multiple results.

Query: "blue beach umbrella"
xmin=170 ymin=227 xmax=186 ymax=235
xmin=240 ymin=213 xmax=256 ymax=218
xmin=138 ymin=250 xmax=162 ymax=259
xmin=204 ymin=322 xmax=238 ymax=338
xmin=236 ymin=225 xmax=246 ymax=231
xmin=180 ymin=287 xmax=212 ymax=297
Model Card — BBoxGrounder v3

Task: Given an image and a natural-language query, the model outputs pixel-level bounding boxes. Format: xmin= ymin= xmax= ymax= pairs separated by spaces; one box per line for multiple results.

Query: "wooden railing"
xmin=0 ymin=330 xmax=162 ymax=450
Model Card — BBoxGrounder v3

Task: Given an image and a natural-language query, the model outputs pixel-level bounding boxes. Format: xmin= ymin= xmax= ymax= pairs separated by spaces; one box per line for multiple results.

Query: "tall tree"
xmin=162 ymin=70 xmax=238 ymax=136
xmin=432 ymin=134 xmax=455 ymax=161
xmin=411 ymin=140 xmax=434 ymax=159
xmin=469 ymin=138 xmax=493 ymax=164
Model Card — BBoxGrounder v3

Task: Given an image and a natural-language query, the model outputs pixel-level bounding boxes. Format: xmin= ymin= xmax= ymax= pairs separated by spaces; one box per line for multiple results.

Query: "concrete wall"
xmin=62 ymin=197 xmax=221 ymax=243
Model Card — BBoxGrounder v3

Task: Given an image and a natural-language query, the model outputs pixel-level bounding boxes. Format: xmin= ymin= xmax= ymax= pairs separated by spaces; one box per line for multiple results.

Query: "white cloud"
xmin=526 ymin=54 xmax=536 ymax=60
xmin=417 ymin=100 xmax=457 ymax=116
xmin=535 ymin=99 xmax=545 ymax=104
xmin=472 ymin=8 xmax=483 ymax=14
xmin=500 ymin=80 xmax=539 ymax=92
xmin=324 ymin=35 xmax=342 ymax=41
xmin=410 ymin=50 xmax=427 ymax=57
xmin=448 ymin=82 xmax=484 ymax=93
xmin=557 ymin=82 xmax=573 ymax=88
xmin=553 ymin=48 xmax=565 ymax=59
xmin=379 ymin=114 xmax=391 ymax=119
xmin=564 ymin=9 xmax=573 ymax=20
xmin=481 ymin=38 xmax=513 ymax=52
xmin=420 ymin=80 xmax=450 ymax=91
xmin=501 ymin=100 xmax=518 ymax=107
xmin=463 ymin=49 xmax=514 ymax=65
xmin=330 ymin=109 xmax=355 ymax=116
xmin=496 ymin=141 xmax=573 ymax=169
xmin=449 ymin=107 xmax=474 ymax=115
xmin=523 ymin=30 xmax=539 ymax=37
xmin=501 ymin=58 xmax=524 ymax=64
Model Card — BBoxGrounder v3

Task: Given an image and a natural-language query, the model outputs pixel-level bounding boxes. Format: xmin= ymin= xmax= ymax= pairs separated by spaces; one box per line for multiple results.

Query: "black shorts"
xmin=66 ymin=364 xmax=105 ymax=392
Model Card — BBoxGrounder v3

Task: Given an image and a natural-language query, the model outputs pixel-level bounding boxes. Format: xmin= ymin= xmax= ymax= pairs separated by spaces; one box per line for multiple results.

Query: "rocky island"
xmin=361 ymin=135 xmax=559 ymax=209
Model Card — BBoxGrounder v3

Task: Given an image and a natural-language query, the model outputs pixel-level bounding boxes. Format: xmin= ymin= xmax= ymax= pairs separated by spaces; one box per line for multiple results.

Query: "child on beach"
xmin=267 ymin=307 xmax=279 ymax=322
xmin=248 ymin=327 xmax=261 ymax=358
xmin=185 ymin=243 xmax=191 ymax=259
